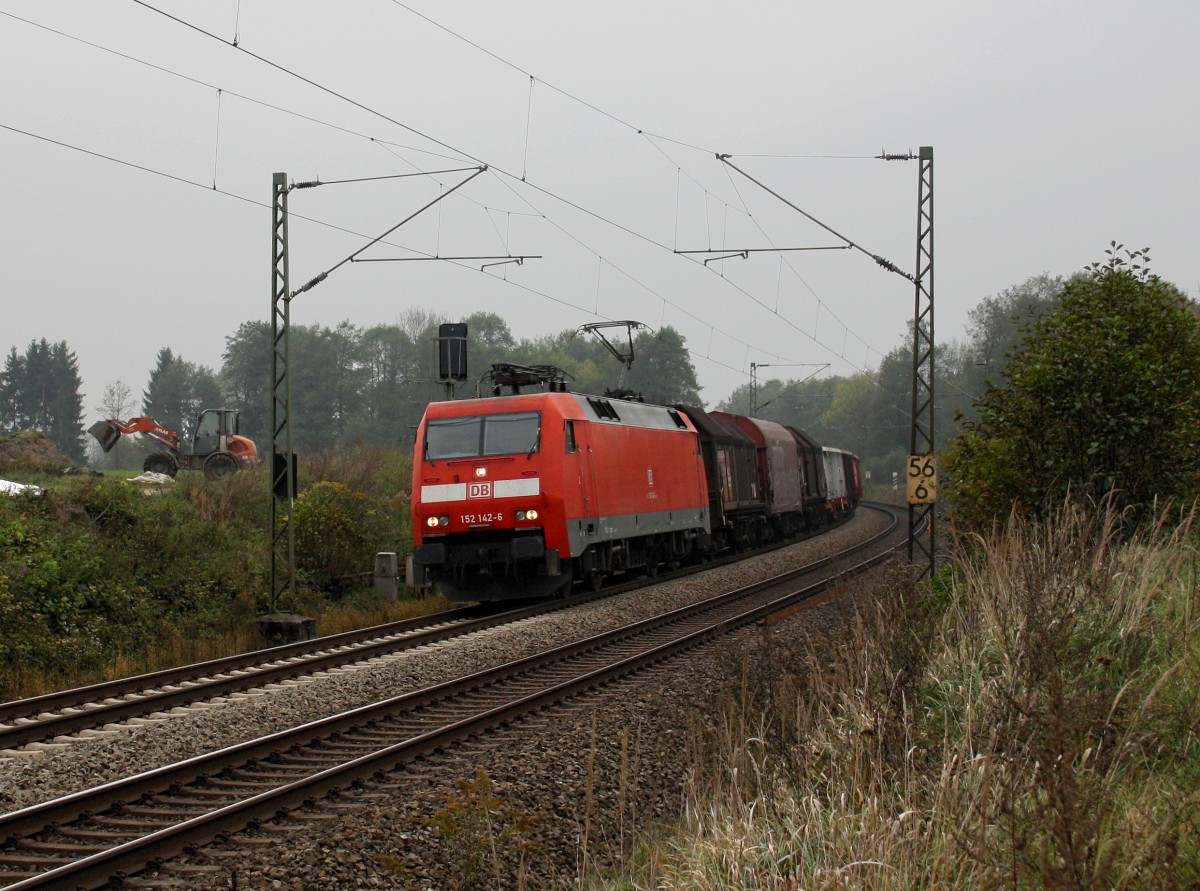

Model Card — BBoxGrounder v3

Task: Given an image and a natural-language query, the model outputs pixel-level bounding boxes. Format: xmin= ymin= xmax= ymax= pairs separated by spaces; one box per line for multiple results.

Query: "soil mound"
xmin=0 ymin=430 xmax=78 ymax=473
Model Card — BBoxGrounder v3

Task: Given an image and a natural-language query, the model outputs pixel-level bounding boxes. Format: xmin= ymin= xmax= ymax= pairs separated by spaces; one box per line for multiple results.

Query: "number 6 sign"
xmin=907 ymin=454 xmax=938 ymax=504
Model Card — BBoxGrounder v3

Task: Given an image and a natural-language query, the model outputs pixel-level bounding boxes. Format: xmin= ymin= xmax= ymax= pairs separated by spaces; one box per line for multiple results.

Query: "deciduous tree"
xmin=95 ymin=380 xmax=135 ymax=468
xmin=944 ymin=245 xmax=1200 ymax=529
xmin=627 ymin=327 xmax=702 ymax=406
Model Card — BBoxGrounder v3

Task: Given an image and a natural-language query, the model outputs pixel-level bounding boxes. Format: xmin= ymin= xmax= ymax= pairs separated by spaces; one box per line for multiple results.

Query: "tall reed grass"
xmin=598 ymin=501 xmax=1200 ymax=889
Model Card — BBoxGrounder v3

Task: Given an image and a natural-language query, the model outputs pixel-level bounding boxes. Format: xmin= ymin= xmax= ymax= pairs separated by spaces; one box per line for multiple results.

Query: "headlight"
xmin=516 ymin=509 xmax=539 ymax=521
xmin=426 ymin=516 xmax=450 ymax=528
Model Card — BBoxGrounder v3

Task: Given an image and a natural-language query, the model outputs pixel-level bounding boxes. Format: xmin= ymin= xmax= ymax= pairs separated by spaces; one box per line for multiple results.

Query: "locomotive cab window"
xmin=425 ymin=411 xmax=541 ymax=460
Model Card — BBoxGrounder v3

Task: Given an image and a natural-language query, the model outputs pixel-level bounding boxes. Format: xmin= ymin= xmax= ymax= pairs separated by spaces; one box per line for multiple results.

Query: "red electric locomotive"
xmin=410 ymin=388 xmax=710 ymax=601
xmin=409 ymin=360 xmax=862 ymax=602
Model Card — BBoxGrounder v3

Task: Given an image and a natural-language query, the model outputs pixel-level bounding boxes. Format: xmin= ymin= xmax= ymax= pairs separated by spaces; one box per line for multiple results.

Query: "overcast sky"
xmin=2 ymin=0 xmax=1196 ymax=423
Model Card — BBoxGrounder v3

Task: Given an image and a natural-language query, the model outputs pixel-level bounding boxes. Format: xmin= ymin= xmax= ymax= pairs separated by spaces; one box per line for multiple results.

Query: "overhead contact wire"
xmin=0 ymin=9 xmax=469 ymax=166
xmin=123 ymin=0 xmax=819 ymax=346
xmin=487 ymin=169 xmax=821 ymax=376
xmin=130 ymin=2 xmax=684 ymax=260
xmin=101 ymin=3 xmax=873 ymax=378
xmin=38 ymin=1 xmax=878 ymax=373
xmin=718 ymin=157 xmax=882 ymax=364
xmin=522 ymin=76 xmax=534 ymax=181
xmin=719 ymin=154 xmax=914 ymax=283
xmin=211 ymin=88 xmax=223 ymax=189
xmin=131 ymin=0 xmax=483 ymax=167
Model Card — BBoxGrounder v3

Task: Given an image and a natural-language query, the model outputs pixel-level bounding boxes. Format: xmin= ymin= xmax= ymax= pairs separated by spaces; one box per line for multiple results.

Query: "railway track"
xmin=0 ymin=600 xmax=559 ymax=752
xmin=0 ymin=510 xmax=866 ymax=753
xmin=0 ymin=503 xmax=906 ymax=890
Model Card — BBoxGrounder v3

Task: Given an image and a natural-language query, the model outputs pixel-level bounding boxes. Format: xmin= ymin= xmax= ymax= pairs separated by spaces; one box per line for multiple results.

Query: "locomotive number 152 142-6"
xmin=461 ymin=512 xmax=503 ymax=525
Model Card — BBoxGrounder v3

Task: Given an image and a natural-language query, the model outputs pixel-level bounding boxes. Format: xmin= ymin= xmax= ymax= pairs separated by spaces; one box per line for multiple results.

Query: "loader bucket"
xmin=88 ymin=420 xmax=122 ymax=453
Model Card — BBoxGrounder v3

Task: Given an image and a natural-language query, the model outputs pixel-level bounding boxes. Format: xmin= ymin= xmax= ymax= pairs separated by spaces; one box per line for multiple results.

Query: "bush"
xmin=291 ymin=481 xmax=373 ymax=595
xmin=289 ymin=445 xmax=413 ymax=596
xmin=0 ymin=475 xmax=269 ymax=685
xmin=0 ymin=445 xmax=418 ymax=698
xmin=945 ymin=245 xmax=1200 ymax=531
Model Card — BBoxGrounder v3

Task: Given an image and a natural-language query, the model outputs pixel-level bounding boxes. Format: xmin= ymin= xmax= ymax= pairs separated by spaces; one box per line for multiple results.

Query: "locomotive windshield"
xmin=425 ymin=411 xmax=541 ymax=460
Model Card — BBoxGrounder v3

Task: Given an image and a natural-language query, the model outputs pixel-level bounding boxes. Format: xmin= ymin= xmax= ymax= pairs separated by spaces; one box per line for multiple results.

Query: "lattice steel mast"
xmin=269 ymin=172 xmax=298 ymax=624
xmin=908 ymin=147 xmax=936 ymax=578
xmin=266 ymin=167 xmax=490 ymax=638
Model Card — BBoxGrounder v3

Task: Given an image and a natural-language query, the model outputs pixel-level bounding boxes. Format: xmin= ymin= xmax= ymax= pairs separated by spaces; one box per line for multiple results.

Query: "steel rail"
xmin=0 ymin=602 xmax=551 ymax=750
xmin=0 ymin=605 xmax=484 ymax=722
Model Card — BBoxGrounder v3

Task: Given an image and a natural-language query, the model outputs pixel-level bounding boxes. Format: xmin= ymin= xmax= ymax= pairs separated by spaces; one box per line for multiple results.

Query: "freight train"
xmin=408 ymin=366 xmax=861 ymax=602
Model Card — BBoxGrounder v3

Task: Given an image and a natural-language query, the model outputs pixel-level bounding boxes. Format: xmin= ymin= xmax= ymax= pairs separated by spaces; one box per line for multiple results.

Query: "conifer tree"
xmin=0 ymin=338 xmax=86 ymax=461
xmin=142 ymin=347 xmax=222 ymax=439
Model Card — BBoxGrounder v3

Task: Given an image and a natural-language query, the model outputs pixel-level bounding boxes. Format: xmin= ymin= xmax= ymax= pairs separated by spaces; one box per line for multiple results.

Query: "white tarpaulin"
xmin=125 ymin=472 xmax=175 ymax=484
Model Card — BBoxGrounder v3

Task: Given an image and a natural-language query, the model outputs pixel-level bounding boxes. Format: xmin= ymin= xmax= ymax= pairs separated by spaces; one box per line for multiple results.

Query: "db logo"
xmin=468 ymin=482 xmax=493 ymax=499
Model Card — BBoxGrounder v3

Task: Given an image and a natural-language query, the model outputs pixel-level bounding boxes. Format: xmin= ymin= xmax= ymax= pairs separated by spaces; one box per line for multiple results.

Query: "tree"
xmin=98 ymin=380 xmax=133 ymax=420
xmin=95 ymin=381 xmax=135 ymax=469
xmin=220 ymin=321 xmax=272 ymax=444
xmin=521 ymin=329 xmax=607 ymax=394
xmin=291 ymin=323 xmax=368 ymax=451
xmin=0 ymin=348 xmax=25 ymax=427
xmin=626 ymin=327 xmax=702 ymax=406
xmin=142 ymin=348 xmax=183 ymax=432
xmin=142 ymin=348 xmax=223 ymax=440
xmin=837 ymin=336 xmax=916 ymax=473
xmin=344 ymin=323 xmax=436 ymax=449
xmin=819 ymin=372 xmax=874 ymax=457
xmin=944 ymin=245 xmax=1200 ymax=530
xmin=459 ymin=311 xmax=518 ymax=387
xmin=0 ymin=338 xmax=86 ymax=461
xmin=965 ymin=273 xmax=1065 ymax=375
xmin=463 ymin=311 xmax=515 ymax=351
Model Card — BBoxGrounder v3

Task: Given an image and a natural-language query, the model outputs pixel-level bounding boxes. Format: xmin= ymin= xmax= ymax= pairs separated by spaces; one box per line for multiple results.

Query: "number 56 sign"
xmin=907 ymin=454 xmax=938 ymax=504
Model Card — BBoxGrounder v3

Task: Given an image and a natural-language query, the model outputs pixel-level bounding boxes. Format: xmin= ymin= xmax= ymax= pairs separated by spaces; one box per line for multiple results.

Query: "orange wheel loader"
xmin=89 ymin=408 xmax=257 ymax=480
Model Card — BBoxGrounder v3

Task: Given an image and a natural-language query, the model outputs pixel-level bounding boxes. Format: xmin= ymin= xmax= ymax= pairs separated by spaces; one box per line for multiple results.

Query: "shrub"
xmin=0 ymin=475 xmax=267 ymax=697
xmin=0 ymin=445 xmax=419 ymax=698
xmin=945 ymin=245 xmax=1200 ymax=531
xmin=425 ymin=769 xmax=539 ymax=890
xmin=290 ymin=481 xmax=373 ymax=596
xmin=288 ymin=444 xmax=413 ymax=596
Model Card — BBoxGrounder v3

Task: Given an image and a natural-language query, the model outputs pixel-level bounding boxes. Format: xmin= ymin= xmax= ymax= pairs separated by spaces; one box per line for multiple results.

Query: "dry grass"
xmin=6 ymin=592 xmax=453 ymax=699
xmin=596 ymin=501 xmax=1200 ymax=889
xmin=311 ymin=593 xmax=455 ymax=636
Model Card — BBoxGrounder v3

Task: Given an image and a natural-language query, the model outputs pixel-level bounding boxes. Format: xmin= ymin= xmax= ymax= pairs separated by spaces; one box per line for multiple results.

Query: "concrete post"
xmin=375 ymin=552 xmax=399 ymax=600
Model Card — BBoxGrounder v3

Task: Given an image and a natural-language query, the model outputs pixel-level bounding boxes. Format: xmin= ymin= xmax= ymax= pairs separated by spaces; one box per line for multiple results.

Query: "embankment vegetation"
xmin=597 ymin=503 xmax=1199 ymax=889
xmin=0 ymin=445 xmax=436 ymax=700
